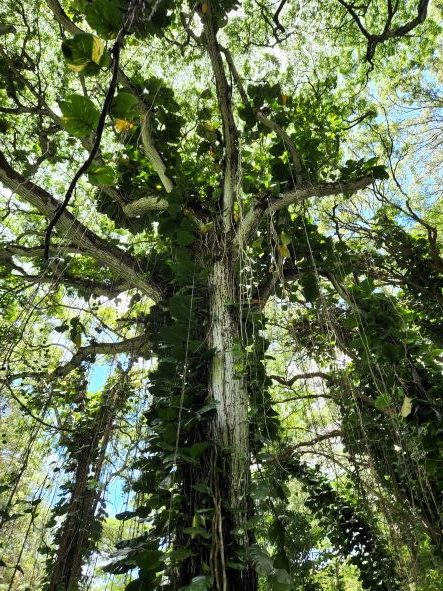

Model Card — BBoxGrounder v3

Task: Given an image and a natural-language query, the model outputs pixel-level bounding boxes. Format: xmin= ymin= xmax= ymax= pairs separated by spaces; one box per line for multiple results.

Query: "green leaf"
xmin=370 ymin=165 xmax=389 ymax=180
xmin=183 ymin=526 xmax=210 ymax=539
xmin=88 ymin=164 xmax=117 ymax=186
xmin=115 ymin=510 xmax=135 ymax=521
xmin=62 ymin=33 xmax=109 ymax=75
xmin=382 ymin=342 xmax=402 ymax=362
xmin=167 ymin=548 xmax=193 ymax=564
xmin=272 ymin=568 xmax=292 ymax=585
xmin=189 ymin=442 xmax=208 ymax=459
xmin=374 ymin=393 xmax=390 ymax=411
xmin=85 ymin=0 xmax=122 ymax=38
xmin=125 ymin=578 xmax=155 ymax=591
xmin=133 ymin=550 xmax=164 ymax=571
xmin=197 ymin=401 xmax=218 ymax=416
xmin=180 ymin=575 xmax=213 ymax=591
xmin=111 ymin=91 xmax=139 ymax=121
xmin=300 ymin=273 xmax=319 ymax=302
xmin=176 ymin=229 xmax=195 ymax=246
xmin=60 ymin=94 xmax=99 ymax=137
xmin=250 ymin=546 xmax=274 ymax=575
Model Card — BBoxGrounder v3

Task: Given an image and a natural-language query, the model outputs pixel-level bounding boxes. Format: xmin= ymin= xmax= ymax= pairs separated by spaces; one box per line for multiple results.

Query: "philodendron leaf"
xmin=300 ymin=272 xmax=319 ymax=302
xmin=189 ymin=442 xmax=208 ymax=459
xmin=88 ymin=164 xmax=117 ymax=186
xmin=111 ymin=91 xmax=139 ymax=121
xmin=62 ymin=33 xmax=109 ymax=75
xmin=60 ymin=94 xmax=99 ymax=137
xmin=85 ymin=0 xmax=122 ymax=38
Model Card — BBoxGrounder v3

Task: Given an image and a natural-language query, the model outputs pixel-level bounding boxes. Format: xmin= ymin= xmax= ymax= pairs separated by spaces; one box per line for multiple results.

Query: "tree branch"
xmin=338 ymin=0 xmax=430 ymax=62
xmin=54 ymin=334 xmax=149 ymax=377
xmin=202 ymin=5 xmax=241 ymax=233
xmin=0 ymin=151 xmax=162 ymax=301
xmin=291 ymin=429 xmax=342 ymax=449
xmin=270 ymin=371 xmax=332 ymax=387
xmin=236 ymin=176 xmax=373 ymax=246
xmin=4 ymin=334 xmax=150 ymax=383
xmin=46 ymin=0 xmax=83 ymax=35
xmin=122 ymin=195 xmax=169 ymax=217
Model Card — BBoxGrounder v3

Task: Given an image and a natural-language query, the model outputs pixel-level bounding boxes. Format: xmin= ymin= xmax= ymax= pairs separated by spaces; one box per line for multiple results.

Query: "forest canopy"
xmin=0 ymin=1 xmax=442 ymax=590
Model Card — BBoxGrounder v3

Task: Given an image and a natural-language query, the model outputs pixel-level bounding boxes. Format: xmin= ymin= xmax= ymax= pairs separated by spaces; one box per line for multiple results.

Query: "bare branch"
xmin=4 ymin=334 xmax=150 ymax=383
xmin=270 ymin=371 xmax=331 ymax=387
xmin=54 ymin=334 xmax=150 ymax=377
xmin=292 ymin=429 xmax=342 ymax=449
xmin=338 ymin=0 xmax=430 ymax=62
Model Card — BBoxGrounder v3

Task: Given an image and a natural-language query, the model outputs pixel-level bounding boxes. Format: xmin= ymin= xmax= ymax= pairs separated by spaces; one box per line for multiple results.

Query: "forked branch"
xmin=338 ymin=0 xmax=430 ymax=62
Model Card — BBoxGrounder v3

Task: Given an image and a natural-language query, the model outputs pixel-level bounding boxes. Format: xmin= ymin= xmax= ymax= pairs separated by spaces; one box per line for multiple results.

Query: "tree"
xmin=0 ymin=0 xmax=441 ymax=590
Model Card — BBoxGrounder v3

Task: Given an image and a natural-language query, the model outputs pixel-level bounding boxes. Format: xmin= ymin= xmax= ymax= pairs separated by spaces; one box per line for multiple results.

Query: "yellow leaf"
xmin=114 ymin=118 xmax=135 ymax=133
xmin=201 ymin=2 xmax=208 ymax=14
xmin=200 ymin=221 xmax=214 ymax=233
xmin=400 ymin=396 xmax=412 ymax=418
xmin=91 ymin=36 xmax=105 ymax=65
xmin=203 ymin=121 xmax=215 ymax=131
xmin=280 ymin=230 xmax=291 ymax=245
xmin=68 ymin=62 xmax=87 ymax=72
xmin=279 ymin=244 xmax=290 ymax=258
xmin=281 ymin=94 xmax=289 ymax=106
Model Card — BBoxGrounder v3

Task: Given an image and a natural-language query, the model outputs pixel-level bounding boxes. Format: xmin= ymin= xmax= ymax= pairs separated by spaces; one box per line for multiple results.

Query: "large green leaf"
xmin=250 ymin=545 xmax=274 ymax=576
xmin=85 ymin=0 xmax=122 ymax=38
xmin=60 ymin=94 xmax=100 ymax=137
xmin=88 ymin=164 xmax=117 ymax=186
xmin=62 ymin=33 xmax=109 ymax=75
xmin=300 ymin=273 xmax=319 ymax=302
xmin=133 ymin=549 xmax=164 ymax=571
xmin=111 ymin=91 xmax=139 ymax=121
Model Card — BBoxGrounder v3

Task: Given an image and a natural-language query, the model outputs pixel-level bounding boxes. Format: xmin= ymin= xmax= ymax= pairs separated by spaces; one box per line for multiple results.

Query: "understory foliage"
xmin=0 ymin=0 xmax=442 ymax=590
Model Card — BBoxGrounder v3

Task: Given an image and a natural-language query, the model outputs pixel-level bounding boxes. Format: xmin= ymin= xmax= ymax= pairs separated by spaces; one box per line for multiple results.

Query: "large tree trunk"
xmin=207 ymin=255 xmax=256 ymax=591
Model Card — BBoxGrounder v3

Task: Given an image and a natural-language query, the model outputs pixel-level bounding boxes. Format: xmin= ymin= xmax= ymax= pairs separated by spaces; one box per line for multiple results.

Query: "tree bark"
xmin=207 ymin=255 xmax=256 ymax=590
xmin=47 ymin=386 xmax=125 ymax=591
